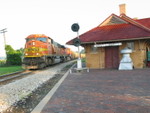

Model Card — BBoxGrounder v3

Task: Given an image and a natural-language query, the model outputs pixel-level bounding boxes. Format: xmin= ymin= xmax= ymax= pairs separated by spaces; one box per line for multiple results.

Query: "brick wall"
xmin=83 ymin=40 xmax=150 ymax=69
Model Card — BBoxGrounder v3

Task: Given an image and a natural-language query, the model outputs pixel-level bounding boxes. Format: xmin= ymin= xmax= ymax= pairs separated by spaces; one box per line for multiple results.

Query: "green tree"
xmin=16 ymin=48 xmax=24 ymax=54
xmin=5 ymin=45 xmax=15 ymax=54
xmin=5 ymin=45 xmax=23 ymax=65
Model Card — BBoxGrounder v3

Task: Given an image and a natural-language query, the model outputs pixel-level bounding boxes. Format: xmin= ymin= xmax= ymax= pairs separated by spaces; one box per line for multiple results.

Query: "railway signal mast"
xmin=71 ymin=23 xmax=82 ymax=69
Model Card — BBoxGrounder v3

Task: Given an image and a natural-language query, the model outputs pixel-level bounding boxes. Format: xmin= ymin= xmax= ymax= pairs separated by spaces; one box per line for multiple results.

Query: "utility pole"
xmin=0 ymin=28 xmax=7 ymax=47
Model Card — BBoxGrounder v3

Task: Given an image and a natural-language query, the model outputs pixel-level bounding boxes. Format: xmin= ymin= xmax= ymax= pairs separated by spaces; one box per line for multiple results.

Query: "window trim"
xmin=90 ymin=45 xmax=98 ymax=53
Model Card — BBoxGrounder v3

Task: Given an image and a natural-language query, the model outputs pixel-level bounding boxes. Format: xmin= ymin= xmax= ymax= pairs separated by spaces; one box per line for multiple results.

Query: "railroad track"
xmin=0 ymin=65 xmax=57 ymax=85
xmin=0 ymin=70 xmax=35 ymax=85
xmin=0 ymin=60 xmax=77 ymax=85
xmin=0 ymin=64 xmax=56 ymax=85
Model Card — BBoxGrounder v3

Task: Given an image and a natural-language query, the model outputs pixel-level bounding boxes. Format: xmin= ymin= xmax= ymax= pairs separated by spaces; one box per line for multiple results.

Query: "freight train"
xmin=22 ymin=34 xmax=76 ymax=69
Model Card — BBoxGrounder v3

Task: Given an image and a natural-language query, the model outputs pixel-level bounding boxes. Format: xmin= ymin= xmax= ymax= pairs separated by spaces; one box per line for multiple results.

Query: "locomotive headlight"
xmin=25 ymin=53 xmax=28 ymax=56
xmin=32 ymin=42 xmax=35 ymax=45
xmin=36 ymin=53 xmax=39 ymax=55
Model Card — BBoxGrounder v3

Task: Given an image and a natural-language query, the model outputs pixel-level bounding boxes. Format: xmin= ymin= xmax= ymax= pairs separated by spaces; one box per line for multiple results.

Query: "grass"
xmin=0 ymin=66 xmax=24 ymax=76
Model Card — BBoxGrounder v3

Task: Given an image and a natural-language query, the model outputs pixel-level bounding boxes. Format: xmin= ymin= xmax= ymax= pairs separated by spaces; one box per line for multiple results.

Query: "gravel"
xmin=0 ymin=61 xmax=75 ymax=113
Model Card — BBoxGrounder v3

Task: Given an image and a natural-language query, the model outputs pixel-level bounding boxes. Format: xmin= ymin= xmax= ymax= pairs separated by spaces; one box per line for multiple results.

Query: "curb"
xmin=31 ymin=64 xmax=75 ymax=113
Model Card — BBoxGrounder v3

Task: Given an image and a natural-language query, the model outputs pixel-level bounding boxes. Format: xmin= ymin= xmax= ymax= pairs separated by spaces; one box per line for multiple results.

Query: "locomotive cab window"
xmin=48 ymin=38 xmax=51 ymax=43
xmin=37 ymin=37 xmax=47 ymax=43
xmin=26 ymin=38 xmax=35 ymax=42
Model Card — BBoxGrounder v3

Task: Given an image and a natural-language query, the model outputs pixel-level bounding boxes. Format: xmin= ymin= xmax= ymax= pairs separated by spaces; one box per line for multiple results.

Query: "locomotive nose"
xmin=24 ymin=40 xmax=40 ymax=57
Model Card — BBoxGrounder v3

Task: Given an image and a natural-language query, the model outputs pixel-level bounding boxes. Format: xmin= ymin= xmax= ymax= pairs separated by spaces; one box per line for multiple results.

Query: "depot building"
xmin=66 ymin=4 xmax=150 ymax=69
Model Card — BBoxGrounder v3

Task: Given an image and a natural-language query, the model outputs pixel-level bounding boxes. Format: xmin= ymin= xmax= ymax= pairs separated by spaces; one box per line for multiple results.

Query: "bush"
xmin=82 ymin=58 xmax=86 ymax=63
xmin=0 ymin=60 xmax=6 ymax=67
xmin=5 ymin=45 xmax=23 ymax=66
xmin=6 ymin=53 xmax=22 ymax=65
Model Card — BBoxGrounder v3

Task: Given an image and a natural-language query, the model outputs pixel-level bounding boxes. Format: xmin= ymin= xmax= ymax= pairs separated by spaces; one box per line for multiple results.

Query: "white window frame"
xmin=91 ymin=45 xmax=98 ymax=53
xmin=127 ymin=42 xmax=134 ymax=51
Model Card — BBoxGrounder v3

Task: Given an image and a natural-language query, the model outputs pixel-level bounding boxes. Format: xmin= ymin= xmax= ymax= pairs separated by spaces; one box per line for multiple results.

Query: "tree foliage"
xmin=5 ymin=45 xmax=23 ymax=65
xmin=5 ymin=45 xmax=15 ymax=54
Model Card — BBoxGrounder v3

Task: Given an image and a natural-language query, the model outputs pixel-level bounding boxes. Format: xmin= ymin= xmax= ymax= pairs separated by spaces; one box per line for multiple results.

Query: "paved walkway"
xmin=33 ymin=69 xmax=150 ymax=113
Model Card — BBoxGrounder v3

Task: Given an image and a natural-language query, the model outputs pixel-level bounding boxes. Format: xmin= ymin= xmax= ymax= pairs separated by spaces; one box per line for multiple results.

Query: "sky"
xmin=0 ymin=0 xmax=150 ymax=57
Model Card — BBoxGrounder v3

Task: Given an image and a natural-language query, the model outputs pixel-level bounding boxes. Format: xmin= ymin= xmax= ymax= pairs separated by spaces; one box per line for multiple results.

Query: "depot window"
xmin=127 ymin=42 xmax=134 ymax=50
xmin=91 ymin=45 xmax=97 ymax=53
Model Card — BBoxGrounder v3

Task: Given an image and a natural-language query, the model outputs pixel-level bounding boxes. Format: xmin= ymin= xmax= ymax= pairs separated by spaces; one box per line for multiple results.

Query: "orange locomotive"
xmin=22 ymin=34 xmax=74 ymax=69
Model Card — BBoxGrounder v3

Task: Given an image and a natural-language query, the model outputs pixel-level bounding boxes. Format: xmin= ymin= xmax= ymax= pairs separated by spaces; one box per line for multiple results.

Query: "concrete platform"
xmin=32 ymin=68 xmax=150 ymax=113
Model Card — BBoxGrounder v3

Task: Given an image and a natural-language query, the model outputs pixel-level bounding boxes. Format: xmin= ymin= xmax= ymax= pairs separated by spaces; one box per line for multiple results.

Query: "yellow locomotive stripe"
xmin=39 ymin=48 xmax=48 ymax=52
xmin=25 ymin=54 xmax=48 ymax=57
xmin=25 ymin=55 xmax=41 ymax=57
xmin=25 ymin=47 xmax=48 ymax=52
xmin=24 ymin=47 xmax=49 ymax=57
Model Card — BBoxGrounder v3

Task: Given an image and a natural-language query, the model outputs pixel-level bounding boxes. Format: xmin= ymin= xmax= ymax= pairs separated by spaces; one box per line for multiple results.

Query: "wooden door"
xmin=105 ymin=46 xmax=119 ymax=69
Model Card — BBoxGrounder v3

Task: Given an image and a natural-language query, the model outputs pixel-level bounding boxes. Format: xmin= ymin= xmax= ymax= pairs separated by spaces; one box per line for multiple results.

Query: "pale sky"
xmin=0 ymin=0 xmax=150 ymax=57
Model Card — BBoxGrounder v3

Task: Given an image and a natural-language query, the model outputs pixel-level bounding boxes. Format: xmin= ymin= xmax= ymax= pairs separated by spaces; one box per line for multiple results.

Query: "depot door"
xmin=105 ymin=46 xmax=119 ymax=69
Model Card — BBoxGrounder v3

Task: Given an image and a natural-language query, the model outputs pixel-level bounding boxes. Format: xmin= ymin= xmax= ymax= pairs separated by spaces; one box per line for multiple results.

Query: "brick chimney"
xmin=119 ymin=4 xmax=126 ymax=15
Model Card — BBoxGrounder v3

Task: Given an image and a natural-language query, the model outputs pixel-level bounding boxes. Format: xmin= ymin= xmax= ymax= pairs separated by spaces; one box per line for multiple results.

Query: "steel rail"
xmin=0 ymin=70 xmax=34 ymax=85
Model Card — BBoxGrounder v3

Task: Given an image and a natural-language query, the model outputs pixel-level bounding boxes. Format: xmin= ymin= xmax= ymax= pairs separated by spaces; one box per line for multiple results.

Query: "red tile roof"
xmin=135 ymin=18 xmax=150 ymax=29
xmin=66 ymin=15 xmax=150 ymax=45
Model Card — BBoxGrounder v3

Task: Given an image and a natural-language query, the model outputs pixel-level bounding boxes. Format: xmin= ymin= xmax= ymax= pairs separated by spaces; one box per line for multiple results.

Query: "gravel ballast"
xmin=0 ymin=61 xmax=75 ymax=113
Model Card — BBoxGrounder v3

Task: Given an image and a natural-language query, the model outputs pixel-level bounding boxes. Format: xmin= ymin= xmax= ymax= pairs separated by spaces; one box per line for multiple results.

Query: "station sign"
xmin=94 ymin=42 xmax=122 ymax=47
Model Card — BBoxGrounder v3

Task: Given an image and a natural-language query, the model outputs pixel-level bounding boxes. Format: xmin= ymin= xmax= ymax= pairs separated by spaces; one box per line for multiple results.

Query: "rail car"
xmin=22 ymin=34 xmax=76 ymax=69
